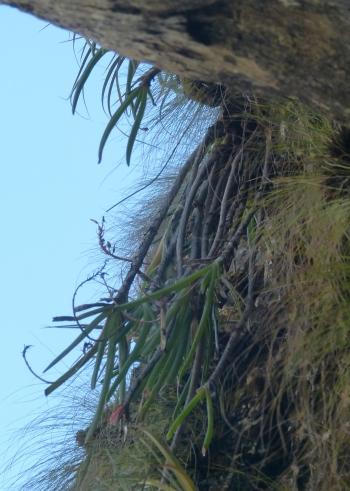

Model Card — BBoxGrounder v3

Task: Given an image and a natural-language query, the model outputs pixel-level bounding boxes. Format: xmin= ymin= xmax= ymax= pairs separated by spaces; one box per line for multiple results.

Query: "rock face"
xmin=2 ymin=0 xmax=350 ymax=122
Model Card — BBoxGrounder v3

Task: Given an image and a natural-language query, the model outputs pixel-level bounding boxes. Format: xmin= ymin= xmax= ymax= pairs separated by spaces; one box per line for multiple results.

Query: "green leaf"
xmin=166 ymin=387 xmax=206 ymax=441
xmin=139 ymin=349 xmax=178 ymax=418
xmin=98 ymin=88 xmax=140 ymax=163
xmin=71 ymin=48 xmax=107 ymax=114
xmin=126 ymin=59 xmax=139 ymax=96
xmin=107 ymin=308 xmax=151 ymax=399
xmin=90 ymin=335 xmax=108 ymax=390
xmin=84 ymin=312 xmax=122 ymax=443
xmin=117 ymin=335 xmax=129 ymax=402
xmin=101 ymin=55 xmax=125 ymax=117
xmin=44 ymin=311 xmax=107 ymax=372
xmin=126 ymin=87 xmax=148 ymax=166
xmin=72 ymin=45 xmax=92 ymax=92
xmin=172 ymin=377 xmax=190 ymax=420
xmin=202 ymin=387 xmax=214 ymax=456
xmin=53 ymin=306 xmax=108 ymax=322
xmin=45 ymin=343 xmax=98 ymax=396
xmin=179 ymin=269 xmax=217 ymax=378
xmin=162 ymin=324 xmax=189 ymax=386
xmin=114 ymin=264 xmax=214 ymax=313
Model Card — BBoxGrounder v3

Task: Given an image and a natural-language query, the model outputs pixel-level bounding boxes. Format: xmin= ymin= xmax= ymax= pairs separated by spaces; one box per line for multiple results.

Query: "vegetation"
xmin=10 ymin=37 xmax=350 ymax=490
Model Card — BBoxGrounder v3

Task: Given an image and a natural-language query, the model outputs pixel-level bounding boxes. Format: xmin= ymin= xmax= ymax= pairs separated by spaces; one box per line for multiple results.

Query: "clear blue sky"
xmin=0 ymin=6 xmax=140 ymax=487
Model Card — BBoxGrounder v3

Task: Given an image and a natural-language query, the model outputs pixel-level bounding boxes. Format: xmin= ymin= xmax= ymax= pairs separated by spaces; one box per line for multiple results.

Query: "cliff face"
xmin=3 ymin=0 xmax=350 ymax=122
xmin=4 ymin=3 xmax=350 ymax=489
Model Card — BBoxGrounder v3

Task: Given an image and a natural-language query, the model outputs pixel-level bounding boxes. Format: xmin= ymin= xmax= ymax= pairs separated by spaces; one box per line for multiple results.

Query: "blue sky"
xmin=0 ymin=6 xmax=141 ymax=486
